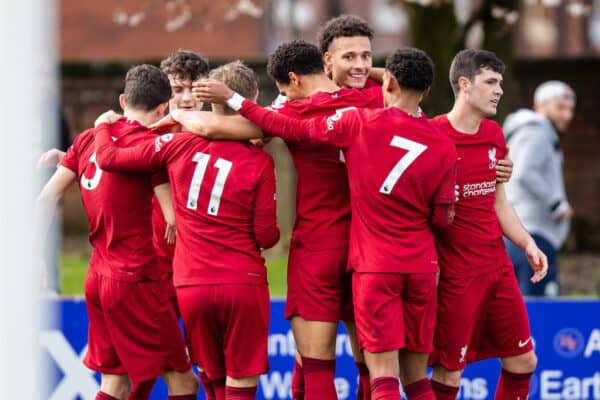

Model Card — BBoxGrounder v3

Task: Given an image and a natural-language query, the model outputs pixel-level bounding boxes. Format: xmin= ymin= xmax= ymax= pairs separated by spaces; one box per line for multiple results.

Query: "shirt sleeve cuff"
xmin=226 ymin=92 xmax=245 ymax=112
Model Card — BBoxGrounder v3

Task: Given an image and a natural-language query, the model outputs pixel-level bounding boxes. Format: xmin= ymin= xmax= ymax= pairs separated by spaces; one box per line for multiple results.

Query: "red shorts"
xmin=429 ymin=265 xmax=533 ymax=371
xmin=160 ymin=270 xmax=180 ymax=317
xmin=177 ymin=284 xmax=270 ymax=380
xmin=83 ymin=269 xmax=191 ymax=382
xmin=285 ymin=245 xmax=353 ymax=322
xmin=353 ymin=272 xmax=437 ymax=353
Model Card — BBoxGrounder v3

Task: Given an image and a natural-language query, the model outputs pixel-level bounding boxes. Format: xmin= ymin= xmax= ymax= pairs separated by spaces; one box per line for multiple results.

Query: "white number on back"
xmin=186 ymin=152 xmax=232 ymax=216
xmin=81 ymin=152 xmax=103 ymax=191
xmin=379 ymin=136 xmax=427 ymax=195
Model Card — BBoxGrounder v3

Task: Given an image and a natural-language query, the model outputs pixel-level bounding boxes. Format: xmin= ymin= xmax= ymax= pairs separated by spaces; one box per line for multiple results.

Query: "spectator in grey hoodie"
xmin=503 ymin=81 xmax=576 ymax=296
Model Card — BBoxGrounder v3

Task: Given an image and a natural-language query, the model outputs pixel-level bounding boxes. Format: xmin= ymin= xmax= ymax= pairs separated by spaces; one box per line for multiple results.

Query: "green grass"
xmin=60 ymin=255 xmax=89 ymax=296
xmin=59 ymin=254 xmax=288 ymax=297
xmin=266 ymin=257 xmax=288 ymax=297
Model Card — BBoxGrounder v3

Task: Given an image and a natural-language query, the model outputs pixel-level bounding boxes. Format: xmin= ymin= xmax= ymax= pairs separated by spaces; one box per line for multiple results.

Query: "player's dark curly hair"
xmin=124 ymin=64 xmax=171 ymax=111
xmin=449 ymin=49 xmax=505 ymax=95
xmin=267 ymin=40 xmax=324 ymax=84
xmin=317 ymin=14 xmax=374 ymax=55
xmin=385 ymin=48 xmax=434 ymax=92
xmin=160 ymin=50 xmax=209 ymax=81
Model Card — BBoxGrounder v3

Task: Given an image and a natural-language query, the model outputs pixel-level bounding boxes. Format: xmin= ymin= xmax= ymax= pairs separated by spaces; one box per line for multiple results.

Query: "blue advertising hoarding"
xmin=42 ymin=298 xmax=600 ymax=399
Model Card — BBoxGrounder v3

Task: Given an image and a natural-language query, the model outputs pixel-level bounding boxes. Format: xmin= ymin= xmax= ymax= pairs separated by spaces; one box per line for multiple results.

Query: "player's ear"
xmin=119 ymin=94 xmax=126 ymax=112
xmin=156 ymin=102 xmax=169 ymax=117
xmin=458 ymin=76 xmax=470 ymax=94
xmin=383 ymin=72 xmax=397 ymax=93
xmin=422 ymin=87 xmax=431 ymax=99
xmin=288 ymin=72 xmax=299 ymax=87
xmin=323 ymin=53 xmax=333 ymax=76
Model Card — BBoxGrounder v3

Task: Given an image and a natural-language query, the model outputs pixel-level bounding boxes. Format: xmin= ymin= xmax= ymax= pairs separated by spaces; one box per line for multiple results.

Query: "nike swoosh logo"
xmin=518 ymin=337 xmax=532 ymax=348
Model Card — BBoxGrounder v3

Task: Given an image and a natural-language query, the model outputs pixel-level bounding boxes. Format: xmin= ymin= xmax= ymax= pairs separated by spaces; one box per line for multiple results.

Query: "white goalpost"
xmin=0 ymin=1 xmax=56 ymax=398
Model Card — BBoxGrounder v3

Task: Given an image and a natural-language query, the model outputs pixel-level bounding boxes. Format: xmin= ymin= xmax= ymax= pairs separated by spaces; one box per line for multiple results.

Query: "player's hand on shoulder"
xmin=171 ymin=110 xmax=218 ymax=138
xmin=37 ymin=148 xmax=66 ymax=169
xmin=150 ymin=113 xmax=181 ymax=133
xmin=193 ymin=79 xmax=235 ymax=104
xmin=525 ymin=240 xmax=548 ymax=283
xmin=94 ymin=110 xmax=122 ymax=127
xmin=250 ymin=137 xmax=273 ymax=147
xmin=496 ymin=147 xmax=513 ymax=183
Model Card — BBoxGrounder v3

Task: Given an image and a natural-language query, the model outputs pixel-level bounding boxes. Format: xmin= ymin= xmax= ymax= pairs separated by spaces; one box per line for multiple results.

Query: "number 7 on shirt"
xmin=379 ymin=136 xmax=427 ymax=195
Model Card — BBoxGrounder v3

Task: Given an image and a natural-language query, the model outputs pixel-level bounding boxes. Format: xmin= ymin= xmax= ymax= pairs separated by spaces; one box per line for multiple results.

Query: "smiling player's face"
xmin=325 ymin=36 xmax=372 ymax=90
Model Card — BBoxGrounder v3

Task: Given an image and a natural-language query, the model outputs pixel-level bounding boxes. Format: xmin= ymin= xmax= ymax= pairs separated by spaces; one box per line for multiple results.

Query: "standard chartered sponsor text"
xmin=462 ymin=180 xmax=496 ymax=198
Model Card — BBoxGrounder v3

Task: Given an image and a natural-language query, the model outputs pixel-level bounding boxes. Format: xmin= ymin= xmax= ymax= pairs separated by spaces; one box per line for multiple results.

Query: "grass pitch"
xmin=59 ymin=255 xmax=288 ymax=297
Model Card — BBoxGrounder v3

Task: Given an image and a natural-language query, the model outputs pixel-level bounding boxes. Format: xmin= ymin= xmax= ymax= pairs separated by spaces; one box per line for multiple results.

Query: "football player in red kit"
xmin=36 ymin=65 xmax=198 ymax=400
xmin=153 ymin=50 xmax=209 ymax=316
xmin=427 ymin=49 xmax=547 ymax=400
xmin=169 ymin=40 xmax=382 ymax=400
xmin=93 ymin=61 xmax=279 ymax=400
xmin=195 ymin=47 xmax=457 ymax=400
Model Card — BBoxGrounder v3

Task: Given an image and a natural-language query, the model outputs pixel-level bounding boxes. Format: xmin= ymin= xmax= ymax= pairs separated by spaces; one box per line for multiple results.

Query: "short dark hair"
xmin=124 ymin=64 xmax=171 ymax=111
xmin=209 ymin=60 xmax=258 ymax=101
xmin=449 ymin=49 xmax=505 ymax=95
xmin=160 ymin=50 xmax=209 ymax=82
xmin=317 ymin=14 xmax=374 ymax=55
xmin=267 ymin=40 xmax=324 ymax=84
xmin=385 ymin=48 xmax=434 ymax=92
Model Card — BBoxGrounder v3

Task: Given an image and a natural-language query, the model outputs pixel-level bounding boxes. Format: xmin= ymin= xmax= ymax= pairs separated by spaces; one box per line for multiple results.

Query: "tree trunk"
xmin=395 ymin=0 xmax=516 ymax=119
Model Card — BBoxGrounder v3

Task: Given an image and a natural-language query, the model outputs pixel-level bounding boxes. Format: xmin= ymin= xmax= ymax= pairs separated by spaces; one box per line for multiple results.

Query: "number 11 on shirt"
xmin=186 ymin=152 xmax=232 ymax=216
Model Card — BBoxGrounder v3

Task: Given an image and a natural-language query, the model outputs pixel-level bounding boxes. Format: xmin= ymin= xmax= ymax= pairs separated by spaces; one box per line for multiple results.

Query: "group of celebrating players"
xmin=37 ymin=13 xmax=549 ymax=400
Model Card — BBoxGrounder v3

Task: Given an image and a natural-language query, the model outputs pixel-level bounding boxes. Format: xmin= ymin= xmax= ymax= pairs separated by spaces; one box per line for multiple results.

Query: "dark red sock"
xmin=430 ymin=380 xmax=459 ymax=400
xmin=212 ymin=377 xmax=226 ymax=400
xmin=225 ymin=386 xmax=257 ymax=399
xmin=494 ymin=369 xmax=532 ymax=400
xmin=371 ymin=376 xmax=400 ymax=400
xmin=199 ymin=371 xmax=216 ymax=400
xmin=167 ymin=395 xmax=196 ymax=400
xmin=301 ymin=356 xmax=337 ymax=400
xmin=96 ymin=392 xmax=118 ymax=400
xmin=292 ymin=358 xmax=305 ymax=400
xmin=403 ymin=378 xmax=435 ymax=400
xmin=356 ymin=362 xmax=371 ymax=400
xmin=128 ymin=378 xmax=156 ymax=399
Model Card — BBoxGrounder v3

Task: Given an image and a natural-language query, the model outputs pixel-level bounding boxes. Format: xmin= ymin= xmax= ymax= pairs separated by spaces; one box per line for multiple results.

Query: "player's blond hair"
xmin=209 ymin=61 xmax=258 ymax=114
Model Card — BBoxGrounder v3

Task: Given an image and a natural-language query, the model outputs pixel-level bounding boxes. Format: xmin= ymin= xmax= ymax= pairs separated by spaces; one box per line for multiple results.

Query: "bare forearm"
xmin=154 ymin=183 xmax=175 ymax=227
xmin=368 ymin=67 xmax=385 ymax=84
xmin=174 ymin=111 xmax=263 ymax=140
xmin=495 ymin=184 xmax=534 ymax=249
xmin=34 ymin=167 xmax=76 ymax=254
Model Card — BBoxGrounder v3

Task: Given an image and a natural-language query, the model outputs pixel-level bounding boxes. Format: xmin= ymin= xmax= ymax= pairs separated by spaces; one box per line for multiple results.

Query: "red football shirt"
xmin=94 ymin=125 xmax=279 ymax=286
xmin=269 ymin=87 xmax=383 ymax=250
xmin=238 ymin=101 xmax=457 ymax=274
xmin=61 ymin=119 xmax=168 ymax=281
xmin=430 ymin=115 xmax=510 ymax=278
